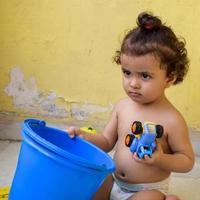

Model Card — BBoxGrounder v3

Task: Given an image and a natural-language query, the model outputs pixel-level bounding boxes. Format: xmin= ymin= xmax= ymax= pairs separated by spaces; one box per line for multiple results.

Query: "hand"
xmin=132 ymin=142 xmax=163 ymax=166
xmin=66 ymin=126 xmax=86 ymax=139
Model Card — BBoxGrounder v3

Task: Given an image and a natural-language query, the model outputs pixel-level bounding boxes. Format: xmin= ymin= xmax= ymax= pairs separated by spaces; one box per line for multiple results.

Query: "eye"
xmin=122 ymin=69 xmax=131 ymax=77
xmin=141 ymin=72 xmax=151 ymax=80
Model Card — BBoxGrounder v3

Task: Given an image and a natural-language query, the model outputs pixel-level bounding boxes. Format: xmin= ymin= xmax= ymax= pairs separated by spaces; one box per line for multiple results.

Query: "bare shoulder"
xmin=114 ymin=98 xmax=132 ymax=110
xmin=166 ymin=104 xmax=187 ymax=129
xmin=162 ymin=102 xmax=188 ymax=138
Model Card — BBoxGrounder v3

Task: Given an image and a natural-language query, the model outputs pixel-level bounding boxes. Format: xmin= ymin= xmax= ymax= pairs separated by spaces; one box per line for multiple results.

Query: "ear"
xmin=165 ymin=73 xmax=177 ymax=88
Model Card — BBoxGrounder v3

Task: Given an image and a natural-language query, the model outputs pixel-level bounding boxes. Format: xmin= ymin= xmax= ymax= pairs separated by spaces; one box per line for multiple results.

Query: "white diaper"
xmin=110 ymin=174 xmax=169 ymax=200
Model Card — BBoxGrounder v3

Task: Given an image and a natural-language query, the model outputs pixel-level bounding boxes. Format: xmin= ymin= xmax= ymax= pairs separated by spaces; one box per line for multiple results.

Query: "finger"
xmin=132 ymin=152 xmax=137 ymax=159
xmin=155 ymin=142 xmax=163 ymax=152
xmin=132 ymin=153 xmax=142 ymax=161
xmin=69 ymin=134 xmax=75 ymax=138
xmin=79 ymin=134 xmax=84 ymax=139
xmin=66 ymin=126 xmax=77 ymax=138
xmin=144 ymin=154 xmax=151 ymax=161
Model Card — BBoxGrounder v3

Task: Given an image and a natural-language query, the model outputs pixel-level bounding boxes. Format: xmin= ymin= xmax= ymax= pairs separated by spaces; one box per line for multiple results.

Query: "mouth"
xmin=128 ymin=91 xmax=141 ymax=98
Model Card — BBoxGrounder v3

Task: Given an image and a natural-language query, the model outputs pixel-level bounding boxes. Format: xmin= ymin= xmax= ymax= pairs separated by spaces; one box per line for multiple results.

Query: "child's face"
xmin=120 ymin=53 xmax=173 ymax=104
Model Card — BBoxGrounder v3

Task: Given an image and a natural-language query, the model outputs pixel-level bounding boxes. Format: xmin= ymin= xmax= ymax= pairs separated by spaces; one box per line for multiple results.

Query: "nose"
xmin=130 ymin=77 xmax=140 ymax=89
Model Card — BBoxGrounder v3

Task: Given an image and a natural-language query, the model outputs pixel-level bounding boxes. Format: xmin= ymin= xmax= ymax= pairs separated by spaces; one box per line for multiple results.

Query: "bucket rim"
xmin=22 ymin=119 xmax=115 ymax=172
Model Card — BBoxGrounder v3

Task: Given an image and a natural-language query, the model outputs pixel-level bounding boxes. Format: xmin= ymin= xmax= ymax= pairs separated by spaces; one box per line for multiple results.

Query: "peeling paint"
xmin=71 ymin=102 xmax=113 ymax=120
xmin=4 ymin=67 xmax=113 ymax=120
xmin=4 ymin=67 xmax=68 ymax=117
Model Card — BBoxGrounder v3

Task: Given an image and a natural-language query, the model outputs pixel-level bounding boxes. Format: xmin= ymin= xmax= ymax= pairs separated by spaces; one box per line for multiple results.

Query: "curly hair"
xmin=114 ymin=12 xmax=189 ymax=84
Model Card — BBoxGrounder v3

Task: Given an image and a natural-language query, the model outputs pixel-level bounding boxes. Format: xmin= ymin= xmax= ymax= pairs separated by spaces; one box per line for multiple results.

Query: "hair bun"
xmin=137 ymin=12 xmax=162 ymax=31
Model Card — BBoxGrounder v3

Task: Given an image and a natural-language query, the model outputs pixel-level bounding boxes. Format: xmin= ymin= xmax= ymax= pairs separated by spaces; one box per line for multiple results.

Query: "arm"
xmin=67 ymin=105 xmax=118 ymax=152
xmin=155 ymin=119 xmax=194 ymax=172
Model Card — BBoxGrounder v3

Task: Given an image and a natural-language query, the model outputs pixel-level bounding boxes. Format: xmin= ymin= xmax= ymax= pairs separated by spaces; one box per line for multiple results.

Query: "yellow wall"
xmin=0 ymin=0 xmax=200 ymax=130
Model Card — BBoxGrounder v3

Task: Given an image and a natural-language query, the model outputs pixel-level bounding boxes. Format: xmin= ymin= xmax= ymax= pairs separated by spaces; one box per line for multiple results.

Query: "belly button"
xmin=120 ymin=172 xmax=126 ymax=177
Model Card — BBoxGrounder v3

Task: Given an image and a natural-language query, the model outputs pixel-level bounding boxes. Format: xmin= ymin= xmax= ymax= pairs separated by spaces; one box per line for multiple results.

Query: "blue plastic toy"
xmin=125 ymin=121 xmax=163 ymax=159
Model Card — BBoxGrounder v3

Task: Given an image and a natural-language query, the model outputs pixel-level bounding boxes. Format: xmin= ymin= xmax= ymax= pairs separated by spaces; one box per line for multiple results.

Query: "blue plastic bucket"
xmin=9 ymin=119 xmax=115 ymax=200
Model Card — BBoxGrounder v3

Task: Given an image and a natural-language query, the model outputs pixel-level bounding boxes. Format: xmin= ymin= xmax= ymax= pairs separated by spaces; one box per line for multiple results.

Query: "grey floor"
xmin=0 ymin=118 xmax=200 ymax=200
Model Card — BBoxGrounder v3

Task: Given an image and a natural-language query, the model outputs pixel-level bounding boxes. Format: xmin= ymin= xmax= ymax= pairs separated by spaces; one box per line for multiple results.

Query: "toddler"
xmin=68 ymin=12 xmax=194 ymax=200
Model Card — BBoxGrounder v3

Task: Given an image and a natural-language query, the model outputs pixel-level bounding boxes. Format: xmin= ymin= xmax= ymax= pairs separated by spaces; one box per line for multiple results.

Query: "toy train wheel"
xmin=131 ymin=121 xmax=143 ymax=135
xmin=156 ymin=125 xmax=164 ymax=138
xmin=125 ymin=134 xmax=135 ymax=147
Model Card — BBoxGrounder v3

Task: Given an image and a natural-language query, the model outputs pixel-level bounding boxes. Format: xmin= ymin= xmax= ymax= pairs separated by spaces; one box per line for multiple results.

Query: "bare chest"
xmin=116 ymin=106 xmax=170 ymax=153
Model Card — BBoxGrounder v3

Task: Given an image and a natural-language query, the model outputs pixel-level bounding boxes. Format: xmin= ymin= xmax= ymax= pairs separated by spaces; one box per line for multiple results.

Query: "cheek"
xmin=122 ymin=78 xmax=130 ymax=93
xmin=142 ymin=82 xmax=164 ymax=96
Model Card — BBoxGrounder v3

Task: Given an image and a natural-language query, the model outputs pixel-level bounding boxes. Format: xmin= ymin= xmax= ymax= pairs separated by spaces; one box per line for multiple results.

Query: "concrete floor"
xmin=0 ymin=116 xmax=200 ymax=200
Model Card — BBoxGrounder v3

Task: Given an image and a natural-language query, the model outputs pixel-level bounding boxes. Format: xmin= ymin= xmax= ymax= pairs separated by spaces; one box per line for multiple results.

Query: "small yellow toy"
xmin=80 ymin=127 xmax=97 ymax=134
xmin=0 ymin=186 xmax=10 ymax=200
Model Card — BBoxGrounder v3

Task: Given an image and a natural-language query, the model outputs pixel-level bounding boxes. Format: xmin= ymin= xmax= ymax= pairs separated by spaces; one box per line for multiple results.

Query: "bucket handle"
xmin=24 ymin=119 xmax=46 ymax=128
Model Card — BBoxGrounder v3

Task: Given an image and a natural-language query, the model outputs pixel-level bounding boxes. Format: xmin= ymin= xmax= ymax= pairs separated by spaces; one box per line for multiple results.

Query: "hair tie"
xmin=143 ymin=21 xmax=160 ymax=30
xmin=137 ymin=12 xmax=162 ymax=31
xmin=144 ymin=22 xmax=154 ymax=30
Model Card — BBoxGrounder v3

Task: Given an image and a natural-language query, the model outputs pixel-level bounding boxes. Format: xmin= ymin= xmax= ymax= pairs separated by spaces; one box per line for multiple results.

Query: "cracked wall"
xmin=3 ymin=67 xmax=113 ymax=122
